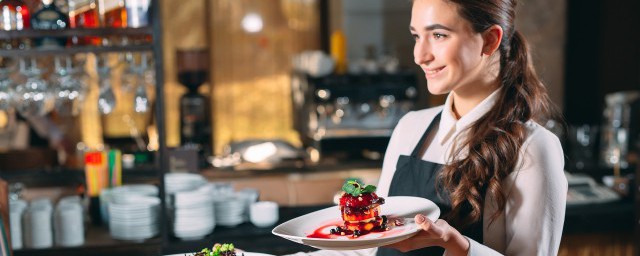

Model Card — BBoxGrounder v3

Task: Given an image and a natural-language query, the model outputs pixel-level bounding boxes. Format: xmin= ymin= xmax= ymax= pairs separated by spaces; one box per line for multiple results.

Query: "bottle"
xmin=31 ymin=0 xmax=70 ymax=48
xmin=330 ymin=30 xmax=347 ymax=74
xmin=99 ymin=0 xmax=125 ymax=27
xmin=0 ymin=0 xmax=31 ymax=49
xmin=68 ymin=0 xmax=100 ymax=45
xmin=98 ymin=0 xmax=126 ymax=45
xmin=124 ymin=0 xmax=150 ymax=28
xmin=124 ymin=0 xmax=151 ymax=44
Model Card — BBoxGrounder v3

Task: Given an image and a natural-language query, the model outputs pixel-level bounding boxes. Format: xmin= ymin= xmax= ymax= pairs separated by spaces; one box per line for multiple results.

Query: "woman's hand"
xmin=383 ymin=214 xmax=470 ymax=256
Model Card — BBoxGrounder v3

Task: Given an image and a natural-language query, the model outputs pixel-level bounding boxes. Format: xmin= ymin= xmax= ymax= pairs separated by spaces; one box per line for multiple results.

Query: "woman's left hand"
xmin=383 ymin=214 xmax=470 ymax=256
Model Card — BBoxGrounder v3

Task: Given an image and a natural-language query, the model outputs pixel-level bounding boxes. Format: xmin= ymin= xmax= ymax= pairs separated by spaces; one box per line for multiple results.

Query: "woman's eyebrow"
xmin=410 ymin=24 xmax=454 ymax=32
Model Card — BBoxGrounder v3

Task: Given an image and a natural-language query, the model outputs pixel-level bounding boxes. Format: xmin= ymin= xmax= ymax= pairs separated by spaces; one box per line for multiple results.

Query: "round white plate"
xmin=165 ymin=252 xmax=273 ymax=256
xmin=271 ymin=196 xmax=440 ymax=250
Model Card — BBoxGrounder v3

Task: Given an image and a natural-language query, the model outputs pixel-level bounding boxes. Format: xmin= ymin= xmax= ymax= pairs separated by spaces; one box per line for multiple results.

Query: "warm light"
xmin=241 ymin=13 xmax=263 ymax=33
xmin=243 ymin=142 xmax=277 ymax=163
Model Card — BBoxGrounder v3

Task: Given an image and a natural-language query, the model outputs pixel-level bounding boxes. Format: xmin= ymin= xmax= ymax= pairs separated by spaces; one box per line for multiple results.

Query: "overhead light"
xmin=241 ymin=12 xmax=263 ymax=33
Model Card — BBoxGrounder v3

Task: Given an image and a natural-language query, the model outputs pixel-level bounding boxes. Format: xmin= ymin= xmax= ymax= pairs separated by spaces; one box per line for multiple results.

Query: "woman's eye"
xmin=433 ymin=33 xmax=447 ymax=39
xmin=411 ymin=34 xmax=419 ymax=41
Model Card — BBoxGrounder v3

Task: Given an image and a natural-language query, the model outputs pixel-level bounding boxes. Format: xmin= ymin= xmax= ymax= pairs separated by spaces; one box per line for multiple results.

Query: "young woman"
xmin=289 ymin=0 xmax=567 ymax=255
xmin=376 ymin=0 xmax=567 ymax=255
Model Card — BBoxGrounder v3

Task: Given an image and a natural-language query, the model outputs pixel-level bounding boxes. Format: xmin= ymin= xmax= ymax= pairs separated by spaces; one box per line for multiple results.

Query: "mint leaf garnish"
xmin=342 ymin=182 xmax=357 ymax=195
xmin=342 ymin=180 xmax=376 ymax=196
xmin=362 ymin=185 xmax=376 ymax=193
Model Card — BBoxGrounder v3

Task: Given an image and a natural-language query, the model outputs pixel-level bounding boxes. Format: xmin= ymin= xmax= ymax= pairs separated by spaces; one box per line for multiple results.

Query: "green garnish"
xmin=195 ymin=243 xmax=236 ymax=256
xmin=342 ymin=180 xmax=376 ymax=196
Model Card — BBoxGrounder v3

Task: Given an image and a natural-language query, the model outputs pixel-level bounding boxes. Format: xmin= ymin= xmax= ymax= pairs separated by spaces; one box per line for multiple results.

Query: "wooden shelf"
xmin=0 ymin=27 xmax=153 ymax=40
xmin=0 ymin=44 xmax=153 ymax=56
xmin=14 ymin=226 xmax=162 ymax=256
xmin=0 ymin=166 xmax=160 ymax=187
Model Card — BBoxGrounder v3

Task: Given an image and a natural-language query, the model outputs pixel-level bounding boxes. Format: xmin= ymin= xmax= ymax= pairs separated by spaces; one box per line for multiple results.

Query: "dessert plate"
xmin=272 ymin=196 xmax=440 ymax=250
xmin=165 ymin=252 xmax=273 ymax=256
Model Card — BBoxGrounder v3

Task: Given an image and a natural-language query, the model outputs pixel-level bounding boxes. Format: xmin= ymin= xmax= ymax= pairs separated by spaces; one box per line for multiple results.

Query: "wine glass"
xmin=122 ymin=52 xmax=152 ymax=113
xmin=0 ymin=57 xmax=16 ymax=112
xmin=52 ymin=55 xmax=88 ymax=116
xmin=96 ymin=54 xmax=117 ymax=115
xmin=14 ymin=57 xmax=52 ymax=117
xmin=0 ymin=57 xmax=17 ymax=131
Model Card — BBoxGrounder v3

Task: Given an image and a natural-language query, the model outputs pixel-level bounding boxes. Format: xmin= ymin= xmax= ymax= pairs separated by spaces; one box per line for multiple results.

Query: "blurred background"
xmin=0 ymin=0 xmax=638 ymax=255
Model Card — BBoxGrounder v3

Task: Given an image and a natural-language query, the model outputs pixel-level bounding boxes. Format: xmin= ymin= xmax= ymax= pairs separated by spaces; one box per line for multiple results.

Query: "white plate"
xmin=272 ymin=196 xmax=440 ymax=250
xmin=165 ymin=252 xmax=273 ymax=256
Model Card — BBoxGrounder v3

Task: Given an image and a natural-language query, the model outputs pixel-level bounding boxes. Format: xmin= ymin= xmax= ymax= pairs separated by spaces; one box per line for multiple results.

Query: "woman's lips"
xmin=425 ymin=66 xmax=445 ymax=79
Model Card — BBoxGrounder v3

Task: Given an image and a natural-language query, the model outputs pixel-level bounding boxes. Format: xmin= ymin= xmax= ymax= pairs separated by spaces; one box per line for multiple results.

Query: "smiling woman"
xmin=285 ymin=0 xmax=567 ymax=255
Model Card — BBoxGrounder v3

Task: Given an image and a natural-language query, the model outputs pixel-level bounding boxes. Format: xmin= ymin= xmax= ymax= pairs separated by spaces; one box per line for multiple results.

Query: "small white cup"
xmin=250 ymin=201 xmax=278 ymax=228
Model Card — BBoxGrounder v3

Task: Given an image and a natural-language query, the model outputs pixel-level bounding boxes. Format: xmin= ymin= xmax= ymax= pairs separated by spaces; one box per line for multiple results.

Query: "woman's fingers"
xmin=415 ymin=214 xmax=446 ymax=238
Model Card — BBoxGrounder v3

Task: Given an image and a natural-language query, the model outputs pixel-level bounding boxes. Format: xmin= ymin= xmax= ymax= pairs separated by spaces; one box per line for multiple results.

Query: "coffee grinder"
xmin=176 ymin=48 xmax=211 ymax=168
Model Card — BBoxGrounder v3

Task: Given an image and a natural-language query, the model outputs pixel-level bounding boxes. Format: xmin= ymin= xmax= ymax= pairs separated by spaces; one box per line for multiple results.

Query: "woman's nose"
xmin=414 ymin=40 xmax=434 ymax=65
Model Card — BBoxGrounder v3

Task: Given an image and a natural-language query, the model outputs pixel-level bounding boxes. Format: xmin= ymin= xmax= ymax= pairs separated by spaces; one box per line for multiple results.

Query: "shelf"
xmin=0 ymin=44 xmax=153 ymax=56
xmin=0 ymin=166 xmax=160 ymax=187
xmin=0 ymin=27 xmax=153 ymax=40
xmin=200 ymin=159 xmax=382 ymax=179
xmin=14 ymin=226 xmax=162 ymax=256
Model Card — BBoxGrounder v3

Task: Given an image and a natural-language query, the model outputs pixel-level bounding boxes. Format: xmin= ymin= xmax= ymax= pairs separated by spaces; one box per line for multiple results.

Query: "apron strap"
xmin=410 ymin=111 xmax=442 ymax=157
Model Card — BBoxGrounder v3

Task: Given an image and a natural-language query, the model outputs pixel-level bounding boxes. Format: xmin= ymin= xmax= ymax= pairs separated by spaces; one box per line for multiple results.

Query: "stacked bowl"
xmin=171 ymin=185 xmax=215 ymax=240
xmin=108 ymin=194 xmax=160 ymax=241
xmin=23 ymin=198 xmax=53 ymax=249
xmin=54 ymin=196 xmax=84 ymax=247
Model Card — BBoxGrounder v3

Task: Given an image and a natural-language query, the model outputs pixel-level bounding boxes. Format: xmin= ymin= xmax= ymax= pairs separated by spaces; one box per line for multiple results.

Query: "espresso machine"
xmin=291 ymin=71 xmax=419 ymax=160
xmin=600 ymin=91 xmax=640 ymax=171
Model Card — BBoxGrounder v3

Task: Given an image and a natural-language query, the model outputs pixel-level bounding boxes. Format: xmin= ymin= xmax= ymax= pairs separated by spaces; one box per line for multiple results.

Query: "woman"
xmin=290 ymin=0 xmax=567 ymax=255
xmin=376 ymin=0 xmax=567 ymax=255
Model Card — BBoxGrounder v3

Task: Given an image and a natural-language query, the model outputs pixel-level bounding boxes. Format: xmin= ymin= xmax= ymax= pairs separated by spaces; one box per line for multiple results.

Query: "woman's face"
xmin=411 ymin=0 xmax=488 ymax=95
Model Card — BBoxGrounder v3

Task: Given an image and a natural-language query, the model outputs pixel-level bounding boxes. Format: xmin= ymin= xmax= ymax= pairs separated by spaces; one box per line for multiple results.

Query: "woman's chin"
xmin=426 ymin=85 xmax=451 ymax=95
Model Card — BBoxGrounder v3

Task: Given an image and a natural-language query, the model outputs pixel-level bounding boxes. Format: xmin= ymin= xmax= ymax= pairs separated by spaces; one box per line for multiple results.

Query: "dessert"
xmin=194 ymin=243 xmax=242 ymax=256
xmin=332 ymin=180 xmax=388 ymax=237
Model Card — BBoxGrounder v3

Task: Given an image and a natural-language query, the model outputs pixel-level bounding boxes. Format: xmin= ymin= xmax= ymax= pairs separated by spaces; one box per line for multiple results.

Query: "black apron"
xmin=377 ymin=112 xmax=484 ymax=256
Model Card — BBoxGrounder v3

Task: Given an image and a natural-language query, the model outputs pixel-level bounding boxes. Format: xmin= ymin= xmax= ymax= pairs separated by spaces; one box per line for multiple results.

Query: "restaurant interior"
xmin=0 ymin=0 xmax=638 ymax=255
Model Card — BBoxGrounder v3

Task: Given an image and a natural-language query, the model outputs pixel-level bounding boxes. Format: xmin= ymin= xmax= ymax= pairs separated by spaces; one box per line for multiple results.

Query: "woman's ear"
xmin=482 ymin=25 xmax=503 ymax=55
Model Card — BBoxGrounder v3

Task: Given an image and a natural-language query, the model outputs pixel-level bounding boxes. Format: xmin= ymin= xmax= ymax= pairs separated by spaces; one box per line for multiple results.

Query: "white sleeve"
xmin=502 ymin=128 xmax=566 ymax=255
xmin=285 ymin=248 xmax=377 ymax=256
xmin=459 ymin=128 xmax=567 ymax=256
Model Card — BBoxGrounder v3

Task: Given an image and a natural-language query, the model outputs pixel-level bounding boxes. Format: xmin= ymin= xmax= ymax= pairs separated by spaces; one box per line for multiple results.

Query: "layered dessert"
xmin=331 ymin=180 xmax=388 ymax=237
xmin=194 ymin=243 xmax=241 ymax=256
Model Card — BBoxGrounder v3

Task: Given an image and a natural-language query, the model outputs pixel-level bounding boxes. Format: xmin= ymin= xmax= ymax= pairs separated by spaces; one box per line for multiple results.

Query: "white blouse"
xmin=289 ymin=89 xmax=568 ymax=256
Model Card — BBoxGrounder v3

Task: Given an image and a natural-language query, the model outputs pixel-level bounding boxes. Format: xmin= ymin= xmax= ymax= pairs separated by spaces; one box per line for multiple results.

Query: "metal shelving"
xmin=0 ymin=0 xmax=167 ymax=255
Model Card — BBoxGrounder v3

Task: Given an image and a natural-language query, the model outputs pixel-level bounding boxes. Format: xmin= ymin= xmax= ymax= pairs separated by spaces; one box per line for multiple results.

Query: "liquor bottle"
xmin=99 ymin=0 xmax=125 ymax=28
xmin=68 ymin=0 xmax=100 ymax=45
xmin=98 ymin=0 xmax=125 ymax=45
xmin=124 ymin=0 xmax=151 ymax=44
xmin=0 ymin=0 xmax=30 ymax=49
xmin=31 ymin=0 xmax=70 ymax=48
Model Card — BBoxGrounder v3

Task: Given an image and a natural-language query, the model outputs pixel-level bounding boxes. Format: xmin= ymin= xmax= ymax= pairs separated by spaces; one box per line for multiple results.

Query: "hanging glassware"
xmin=14 ymin=57 xmax=52 ymax=116
xmin=96 ymin=54 xmax=116 ymax=115
xmin=52 ymin=55 xmax=88 ymax=116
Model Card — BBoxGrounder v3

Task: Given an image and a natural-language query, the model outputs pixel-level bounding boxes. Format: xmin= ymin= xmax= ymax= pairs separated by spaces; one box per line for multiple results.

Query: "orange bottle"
xmin=330 ymin=30 xmax=347 ymax=74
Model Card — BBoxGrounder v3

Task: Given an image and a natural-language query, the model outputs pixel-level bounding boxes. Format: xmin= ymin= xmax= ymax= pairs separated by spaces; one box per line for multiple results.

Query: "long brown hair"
xmin=434 ymin=0 xmax=558 ymax=227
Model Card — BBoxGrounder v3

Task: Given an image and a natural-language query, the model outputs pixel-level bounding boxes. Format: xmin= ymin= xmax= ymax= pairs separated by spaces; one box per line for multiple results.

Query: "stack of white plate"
xmin=9 ymin=199 xmax=27 ymax=249
xmin=213 ymin=195 xmax=246 ymax=227
xmin=54 ymin=196 xmax=84 ymax=247
xmin=171 ymin=185 xmax=215 ymax=240
xmin=164 ymin=173 xmax=207 ymax=195
xmin=108 ymin=196 xmax=160 ymax=241
xmin=101 ymin=184 xmax=159 ymax=224
xmin=23 ymin=198 xmax=53 ymax=249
